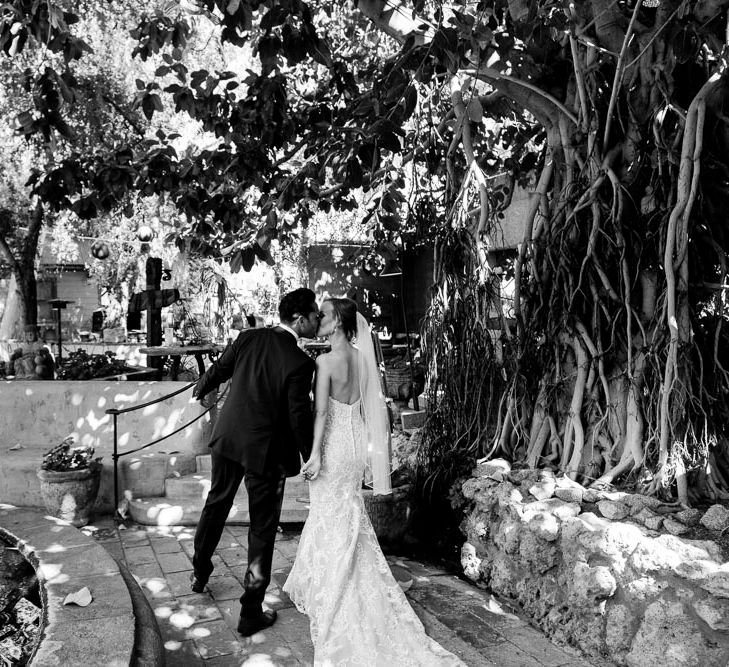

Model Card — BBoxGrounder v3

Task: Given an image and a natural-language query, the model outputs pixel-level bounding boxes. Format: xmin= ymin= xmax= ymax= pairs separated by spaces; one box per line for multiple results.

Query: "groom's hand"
xmin=302 ymin=453 xmax=321 ymax=481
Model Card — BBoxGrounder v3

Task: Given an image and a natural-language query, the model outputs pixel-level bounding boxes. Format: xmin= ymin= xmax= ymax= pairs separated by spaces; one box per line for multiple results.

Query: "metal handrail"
xmin=105 ymin=381 xmax=229 ymax=516
xmin=105 ymin=381 xmax=195 ymax=415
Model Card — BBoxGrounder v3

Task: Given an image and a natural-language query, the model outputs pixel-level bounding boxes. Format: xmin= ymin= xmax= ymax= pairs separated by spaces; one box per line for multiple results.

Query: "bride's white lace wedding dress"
xmin=283 ymin=396 xmax=465 ymax=666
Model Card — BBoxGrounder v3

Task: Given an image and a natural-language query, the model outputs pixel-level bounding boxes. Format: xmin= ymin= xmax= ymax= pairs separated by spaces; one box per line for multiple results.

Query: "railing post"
xmin=104 ymin=382 xmax=207 ymax=521
xmin=112 ymin=411 xmax=119 ymax=517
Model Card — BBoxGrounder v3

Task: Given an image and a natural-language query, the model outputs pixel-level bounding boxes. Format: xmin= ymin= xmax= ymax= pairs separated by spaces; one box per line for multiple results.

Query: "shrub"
xmin=56 ymin=349 xmax=127 ymax=380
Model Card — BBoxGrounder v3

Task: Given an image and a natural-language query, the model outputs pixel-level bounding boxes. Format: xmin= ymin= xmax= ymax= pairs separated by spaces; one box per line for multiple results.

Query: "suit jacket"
xmin=194 ymin=327 xmax=315 ymax=476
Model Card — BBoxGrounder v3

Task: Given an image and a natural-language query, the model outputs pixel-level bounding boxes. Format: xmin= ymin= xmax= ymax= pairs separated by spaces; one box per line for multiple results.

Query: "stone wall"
xmin=459 ymin=460 xmax=729 ymax=666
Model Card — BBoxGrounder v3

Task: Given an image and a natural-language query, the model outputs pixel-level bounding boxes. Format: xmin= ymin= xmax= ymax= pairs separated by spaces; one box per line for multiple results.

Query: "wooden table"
xmin=140 ymin=344 xmax=224 ymax=380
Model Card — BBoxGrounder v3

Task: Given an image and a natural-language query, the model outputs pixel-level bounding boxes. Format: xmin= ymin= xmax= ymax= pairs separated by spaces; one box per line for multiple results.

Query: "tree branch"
xmin=102 ymin=94 xmax=146 ymax=138
xmin=603 ymin=0 xmax=644 ymax=149
xmin=463 ymin=68 xmax=578 ymax=128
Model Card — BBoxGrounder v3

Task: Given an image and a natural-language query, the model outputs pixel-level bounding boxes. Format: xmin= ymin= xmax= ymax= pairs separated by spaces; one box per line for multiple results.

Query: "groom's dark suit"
xmin=192 ymin=326 xmax=315 ymax=620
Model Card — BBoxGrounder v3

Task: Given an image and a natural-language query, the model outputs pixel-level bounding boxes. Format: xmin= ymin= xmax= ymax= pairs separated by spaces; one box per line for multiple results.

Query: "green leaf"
xmin=141 ymin=94 xmax=158 ymax=120
xmin=16 ymin=110 xmax=33 ymax=128
xmin=354 ymin=97 xmax=375 ymax=117
xmin=241 ymin=247 xmax=256 ymax=271
xmin=346 ymin=158 xmax=363 ymax=189
xmin=403 ymin=85 xmax=417 ymax=119
xmin=55 ymin=72 xmax=75 ymax=103
xmin=378 ymin=132 xmax=401 ymax=154
xmin=258 ymin=35 xmax=281 ymax=70
xmin=260 ymin=6 xmax=288 ymax=30
xmin=467 ymin=97 xmax=483 ymax=123
xmin=230 ymin=250 xmax=243 ymax=273
xmin=379 ymin=212 xmax=400 ymax=231
xmin=265 ymin=209 xmax=277 ymax=230
xmin=253 ymin=243 xmax=267 ymax=261
xmin=380 ymin=192 xmax=399 ymax=213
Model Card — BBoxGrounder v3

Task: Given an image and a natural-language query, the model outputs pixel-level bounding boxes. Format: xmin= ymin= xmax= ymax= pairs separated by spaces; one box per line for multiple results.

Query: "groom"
xmin=190 ymin=288 xmax=319 ymax=635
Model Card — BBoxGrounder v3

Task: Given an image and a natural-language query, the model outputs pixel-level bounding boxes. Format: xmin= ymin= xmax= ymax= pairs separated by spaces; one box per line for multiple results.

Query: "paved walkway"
xmin=81 ymin=518 xmax=593 ymax=666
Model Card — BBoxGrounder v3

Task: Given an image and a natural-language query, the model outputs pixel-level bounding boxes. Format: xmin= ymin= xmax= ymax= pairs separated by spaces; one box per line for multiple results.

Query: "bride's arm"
xmin=302 ymin=354 xmax=330 ymax=480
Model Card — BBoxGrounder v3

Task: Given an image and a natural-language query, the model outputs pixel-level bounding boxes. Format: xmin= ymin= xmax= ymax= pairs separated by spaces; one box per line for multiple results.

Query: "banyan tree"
xmin=383 ymin=0 xmax=729 ymax=505
xmin=7 ymin=0 xmax=729 ymax=503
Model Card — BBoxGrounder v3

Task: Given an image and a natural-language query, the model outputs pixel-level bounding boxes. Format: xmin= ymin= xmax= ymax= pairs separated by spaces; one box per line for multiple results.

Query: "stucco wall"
xmin=0 ymin=380 xmax=212 ymax=511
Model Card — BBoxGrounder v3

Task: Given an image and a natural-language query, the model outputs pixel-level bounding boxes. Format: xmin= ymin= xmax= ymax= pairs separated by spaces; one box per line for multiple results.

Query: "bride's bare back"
xmin=318 ymin=346 xmax=360 ymax=405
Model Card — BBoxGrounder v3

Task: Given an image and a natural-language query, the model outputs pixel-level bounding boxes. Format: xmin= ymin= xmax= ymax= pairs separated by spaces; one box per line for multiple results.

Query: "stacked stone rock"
xmin=460 ymin=460 xmax=729 ymax=666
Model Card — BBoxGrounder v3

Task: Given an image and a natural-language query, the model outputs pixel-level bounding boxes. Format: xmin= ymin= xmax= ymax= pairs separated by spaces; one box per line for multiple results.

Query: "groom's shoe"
xmin=237 ymin=610 xmax=277 ymax=636
xmin=190 ymin=572 xmax=208 ymax=594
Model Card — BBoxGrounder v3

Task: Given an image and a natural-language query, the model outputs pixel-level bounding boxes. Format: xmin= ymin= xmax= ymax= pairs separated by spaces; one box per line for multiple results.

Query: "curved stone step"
xmin=128 ymin=496 xmax=310 ymax=526
xmin=0 ymin=506 xmax=138 ymax=666
xmin=116 ymin=560 xmax=165 ymax=667
xmin=164 ymin=471 xmax=310 ymax=501
xmin=164 ymin=473 xmax=211 ymax=500
xmin=196 ymin=454 xmax=212 ymax=472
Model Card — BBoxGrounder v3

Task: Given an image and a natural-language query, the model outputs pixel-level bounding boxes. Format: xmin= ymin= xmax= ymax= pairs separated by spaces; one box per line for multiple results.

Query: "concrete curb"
xmin=117 ymin=559 xmax=166 ymax=667
xmin=0 ymin=505 xmax=135 ymax=666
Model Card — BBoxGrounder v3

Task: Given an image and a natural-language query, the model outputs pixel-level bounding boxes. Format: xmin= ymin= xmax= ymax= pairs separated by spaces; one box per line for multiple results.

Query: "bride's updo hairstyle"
xmin=326 ymin=297 xmax=358 ymax=341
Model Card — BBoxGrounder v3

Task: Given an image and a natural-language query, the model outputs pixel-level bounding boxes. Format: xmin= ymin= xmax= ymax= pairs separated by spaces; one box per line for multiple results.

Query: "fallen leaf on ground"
xmin=485 ymin=595 xmax=519 ymax=620
xmin=63 ymin=587 xmax=93 ymax=607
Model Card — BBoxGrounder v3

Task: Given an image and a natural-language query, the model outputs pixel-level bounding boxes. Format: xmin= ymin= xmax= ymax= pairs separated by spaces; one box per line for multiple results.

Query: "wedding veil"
xmin=355 ymin=312 xmax=392 ymax=495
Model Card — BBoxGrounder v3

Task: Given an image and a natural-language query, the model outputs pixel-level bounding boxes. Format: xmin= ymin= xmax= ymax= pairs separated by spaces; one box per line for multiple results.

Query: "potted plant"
xmin=36 ymin=437 xmax=102 ymax=527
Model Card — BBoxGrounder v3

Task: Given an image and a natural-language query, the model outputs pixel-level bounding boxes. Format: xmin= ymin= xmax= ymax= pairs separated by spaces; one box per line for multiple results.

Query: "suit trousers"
xmin=193 ymin=449 xmax=287 ymax=619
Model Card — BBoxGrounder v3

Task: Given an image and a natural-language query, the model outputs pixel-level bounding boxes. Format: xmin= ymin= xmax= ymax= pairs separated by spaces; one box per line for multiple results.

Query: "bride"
xmin=283 ymin=298 xmax=465 ymax=666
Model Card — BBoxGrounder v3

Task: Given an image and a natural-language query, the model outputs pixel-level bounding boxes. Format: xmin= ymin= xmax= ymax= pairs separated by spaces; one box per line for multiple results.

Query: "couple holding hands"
xmin=191 ymin=288 xmax=463 ymax=665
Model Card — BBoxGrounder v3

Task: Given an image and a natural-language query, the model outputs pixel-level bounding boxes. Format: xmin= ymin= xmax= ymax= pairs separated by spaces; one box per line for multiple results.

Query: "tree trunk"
xmin=0 ymin=266 xmax=38 ymax=337
xmin=0 ymin=274 xmax=22 ymax=339
xmin=17 ymin=265 xmax=38 ymax=328
xmin=0 ymin=203 xmax=43 ymax=335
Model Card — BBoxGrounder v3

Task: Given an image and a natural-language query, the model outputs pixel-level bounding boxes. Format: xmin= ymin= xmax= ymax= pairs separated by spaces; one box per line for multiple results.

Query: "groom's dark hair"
xmin=279 ymin=288 xmax=317 ymax=323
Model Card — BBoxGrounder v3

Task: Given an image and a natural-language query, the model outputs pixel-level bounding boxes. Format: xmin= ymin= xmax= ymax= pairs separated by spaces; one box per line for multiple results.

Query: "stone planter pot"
xmin=36 ymin=462 xmax=102 ymax=527
xmin=363 ymin=483 xmax=413 ymax=545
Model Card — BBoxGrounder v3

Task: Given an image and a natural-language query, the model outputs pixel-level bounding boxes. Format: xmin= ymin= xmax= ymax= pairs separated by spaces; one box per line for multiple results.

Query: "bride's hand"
xmin=302 ymin=454 xmax=321 ymax=481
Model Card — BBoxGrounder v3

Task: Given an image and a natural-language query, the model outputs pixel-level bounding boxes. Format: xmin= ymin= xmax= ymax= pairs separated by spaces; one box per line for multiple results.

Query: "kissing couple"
xmin=191 ymin=288 xmax=464 ymax=665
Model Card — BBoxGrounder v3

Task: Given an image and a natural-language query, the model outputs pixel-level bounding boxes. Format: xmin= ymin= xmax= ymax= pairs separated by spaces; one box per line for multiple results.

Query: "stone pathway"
xmin=81 ymin=518 xmax=594 ymax=666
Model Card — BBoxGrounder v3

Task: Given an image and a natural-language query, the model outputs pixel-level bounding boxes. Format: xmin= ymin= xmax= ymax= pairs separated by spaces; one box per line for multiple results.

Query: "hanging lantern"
xmin=136 ymin=225 xmax=155 ymax=242
xmin=91 ymin=241 xmax=110 ymax=260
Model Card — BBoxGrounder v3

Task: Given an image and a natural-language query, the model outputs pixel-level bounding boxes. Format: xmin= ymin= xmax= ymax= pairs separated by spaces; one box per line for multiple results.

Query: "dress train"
xmin=283 ymin=397 xmax=465 ymax=666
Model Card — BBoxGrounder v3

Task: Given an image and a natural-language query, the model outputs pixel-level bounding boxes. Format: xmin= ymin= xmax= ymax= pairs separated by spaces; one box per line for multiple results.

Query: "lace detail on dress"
xmin=283 ymin=398 xmax=465 ymax=666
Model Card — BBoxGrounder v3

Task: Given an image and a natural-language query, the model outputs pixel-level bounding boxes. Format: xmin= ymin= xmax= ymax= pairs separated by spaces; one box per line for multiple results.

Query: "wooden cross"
xmin=128 ymin=257 xmax=179 ymax=370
